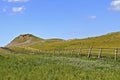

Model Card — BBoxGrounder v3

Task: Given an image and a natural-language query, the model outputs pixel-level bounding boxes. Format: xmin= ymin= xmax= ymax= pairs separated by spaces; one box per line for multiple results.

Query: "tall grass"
xmin=0 ymin=50 xmax=120 ymax=80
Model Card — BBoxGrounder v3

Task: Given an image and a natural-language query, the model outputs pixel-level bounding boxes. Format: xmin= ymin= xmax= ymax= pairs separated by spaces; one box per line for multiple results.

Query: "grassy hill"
xmin=6 ymin=32 xmax=120 ymax=51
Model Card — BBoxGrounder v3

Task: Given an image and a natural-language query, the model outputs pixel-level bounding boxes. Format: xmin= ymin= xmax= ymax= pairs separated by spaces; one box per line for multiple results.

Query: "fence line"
xmin=34 ymin=48 xmax=120 ymax=61
xmin=3 ymin=47 xmax=120 ymax=61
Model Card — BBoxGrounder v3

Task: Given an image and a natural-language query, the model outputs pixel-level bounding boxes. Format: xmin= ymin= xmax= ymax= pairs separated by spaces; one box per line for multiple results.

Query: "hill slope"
xmin=6 ymin=32 xmax=120 ymax=51
xmin=27 ymin=32 xmax=120 ymax=49
xmin=6 ymin=34 xmax=64 ymax=48
xmin=6 ymin=34 xmax=44 ymax=47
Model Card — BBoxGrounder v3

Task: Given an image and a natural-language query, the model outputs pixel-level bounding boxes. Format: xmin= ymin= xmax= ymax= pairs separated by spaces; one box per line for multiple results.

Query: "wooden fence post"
xmin=58 ymin=49 xmax=59 ymax=55
xmin=53 ymin=49 xmax=55 ymax=55
xmin=115 ymin=48 xmax=118 ymax=61
xmin=88 ymin=47 xmax=92 ymax=58
xmin=98 ymin=48 xmax=102 ymax=58
xmin=71 ymin=49 xmax=74 ymax=55
xmin=78 ymin=47 xmax=82 ymax=55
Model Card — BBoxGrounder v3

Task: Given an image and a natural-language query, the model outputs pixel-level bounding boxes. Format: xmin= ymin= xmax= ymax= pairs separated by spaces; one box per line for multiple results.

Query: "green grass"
xmin=26 ymin=32 xmax=120 ymax=50
xmin=9 ymin=46 xmax=120 ymax=58
xmin=7 ymin=32 xmax=120 ymax=50
xmin=2 ymin=32 xmax=120 ymax=80
xmin=0 ymin=50 xmax=120 ymax=80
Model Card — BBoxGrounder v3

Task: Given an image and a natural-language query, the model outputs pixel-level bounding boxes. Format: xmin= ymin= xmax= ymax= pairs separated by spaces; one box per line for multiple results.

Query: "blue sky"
xmin=0 ymin=0 xmax=120 ymax=46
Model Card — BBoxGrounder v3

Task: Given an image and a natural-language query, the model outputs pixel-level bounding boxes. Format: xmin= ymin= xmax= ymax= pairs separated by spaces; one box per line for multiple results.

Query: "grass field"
xmin=0 ymin=49 xmax=120 ymax=80
xmin=2 ymin=32 xmax=120 ymax=80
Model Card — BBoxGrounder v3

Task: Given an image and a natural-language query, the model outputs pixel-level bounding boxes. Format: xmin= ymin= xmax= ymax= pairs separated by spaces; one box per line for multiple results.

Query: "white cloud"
xmin=1 ymin=0 xmax=29 ymax=15
xmin=12 ymin=6 xmax=25 ymax=13
xmin=110 ymin=0 xmax=120 ymax=11
xmin=4 ymin=0 xmax=29 ymax=3
xmin=88 ymin=16 xmax=97 ymax=19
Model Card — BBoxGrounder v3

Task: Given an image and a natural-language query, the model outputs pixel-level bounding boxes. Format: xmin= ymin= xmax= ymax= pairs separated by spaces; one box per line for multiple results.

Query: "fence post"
xmin=115 ymin=48 xmax=118 ymax=61
xmin=71 ymin=49 xmax=74 ymax=55
xmin=59 ymin=49 xmax=61 ymax=55
xmin=98 ymin=48 xmax=102 ymax=58
xmin=88 ymin=47 xmax=92 ymax=58
xmin=53 ymin=49 xmax=55 ymax=55
xmin=78 ymin=47 xmax=82 ymax=55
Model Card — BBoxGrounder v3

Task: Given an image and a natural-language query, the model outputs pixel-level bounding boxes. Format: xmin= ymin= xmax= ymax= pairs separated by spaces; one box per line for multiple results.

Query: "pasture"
xmin=0 ymin=48 xmax=120 ymax=80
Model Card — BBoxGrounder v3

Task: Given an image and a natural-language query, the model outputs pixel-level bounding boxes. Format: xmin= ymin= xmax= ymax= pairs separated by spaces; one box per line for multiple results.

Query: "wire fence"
xmin=1 ymin=47 xmax=120 ymax=61
xmin=26 ymin=47 xmax=120 ymax=61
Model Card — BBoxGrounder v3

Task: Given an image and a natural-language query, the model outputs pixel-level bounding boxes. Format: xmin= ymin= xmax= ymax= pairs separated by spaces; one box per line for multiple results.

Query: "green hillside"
xmin=6 ymin=32 xmax=120 ymax=51
xmin=25 ymin=32 xmax=120 ymax=49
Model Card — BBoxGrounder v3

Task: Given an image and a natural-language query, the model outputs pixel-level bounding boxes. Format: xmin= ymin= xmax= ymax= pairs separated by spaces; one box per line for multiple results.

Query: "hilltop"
xmin=6 ymin=34 xmax=43 ymax=47
xmin=6 ymin=32 xmax=120 ymax=50
xmin=6 ymin=34 xmax=64 ymax=48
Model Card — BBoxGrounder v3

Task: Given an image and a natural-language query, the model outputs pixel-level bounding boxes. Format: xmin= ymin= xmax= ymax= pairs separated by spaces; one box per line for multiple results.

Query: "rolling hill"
xmin=6 ymin=32 xmax=120 ymax=51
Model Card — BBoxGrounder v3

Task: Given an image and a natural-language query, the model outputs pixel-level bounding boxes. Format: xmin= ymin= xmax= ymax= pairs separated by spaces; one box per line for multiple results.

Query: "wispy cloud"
xmin=3 ymin=0 xmax=29 ymax=3
xmin=1 ymin=0 xmax=30 ymax=15
xmin=88 ymin=16 xmax=97 ymax=19
xmin=12 ymin=6 xmax=25 ymax=13
xmin=110 ymin=0 xmax=120 ymax=11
